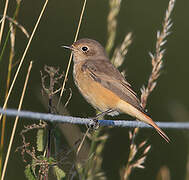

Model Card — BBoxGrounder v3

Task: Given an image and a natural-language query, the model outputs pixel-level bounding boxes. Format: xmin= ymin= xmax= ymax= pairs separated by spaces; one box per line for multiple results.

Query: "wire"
xmin=0 ymin=107 xmax=189 ymax=129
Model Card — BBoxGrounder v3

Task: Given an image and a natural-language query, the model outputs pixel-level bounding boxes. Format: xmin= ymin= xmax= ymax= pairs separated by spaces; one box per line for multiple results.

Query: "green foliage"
xmin=24 ymin=165 xmax=37 ymax=180
xmin=37 ymin=129 xmax=45 ymax=152
xmin=53 ymin=166 xmax=66 ymax=180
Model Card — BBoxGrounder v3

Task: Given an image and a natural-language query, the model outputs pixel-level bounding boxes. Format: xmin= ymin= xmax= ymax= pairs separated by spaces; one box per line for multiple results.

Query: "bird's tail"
xmin=138 ymin=112 xmax=170 ymax=143
xmin=117 ymin=100 xmax=170 ymax=143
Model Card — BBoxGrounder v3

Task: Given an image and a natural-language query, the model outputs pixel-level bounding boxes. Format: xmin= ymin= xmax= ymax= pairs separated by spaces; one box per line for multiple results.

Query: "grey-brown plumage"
xmin=64 ymin=38 xmax=170 ymax=143
xmin=81 ymin=59 xmax=145 ymax=114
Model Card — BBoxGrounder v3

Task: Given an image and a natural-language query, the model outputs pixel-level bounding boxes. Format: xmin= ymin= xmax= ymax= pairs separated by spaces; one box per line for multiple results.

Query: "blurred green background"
xmin=1 ymin=0 xmax=189 ymax=179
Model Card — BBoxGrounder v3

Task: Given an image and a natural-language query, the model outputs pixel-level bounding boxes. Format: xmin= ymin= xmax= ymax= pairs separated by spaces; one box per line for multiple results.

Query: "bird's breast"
xmin=73 ymin=62 xmax=120 ymax=112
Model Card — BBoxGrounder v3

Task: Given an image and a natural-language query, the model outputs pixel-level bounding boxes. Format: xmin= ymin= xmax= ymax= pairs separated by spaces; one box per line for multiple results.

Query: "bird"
xmin=63 ymin=38 xmax=170 ymax=143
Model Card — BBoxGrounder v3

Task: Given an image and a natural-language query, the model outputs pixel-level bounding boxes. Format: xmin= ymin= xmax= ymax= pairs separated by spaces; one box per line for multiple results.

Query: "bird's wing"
xmin=81 ymin=59 xmax=145 ymax=113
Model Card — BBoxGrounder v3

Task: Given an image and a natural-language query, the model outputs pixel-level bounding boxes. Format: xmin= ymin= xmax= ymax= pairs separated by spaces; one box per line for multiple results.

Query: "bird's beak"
xmin=62 ymin=45 xmax=74 ymax=51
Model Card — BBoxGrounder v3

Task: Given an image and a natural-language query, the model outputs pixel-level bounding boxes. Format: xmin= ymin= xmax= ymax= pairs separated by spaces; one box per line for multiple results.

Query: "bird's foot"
xmin=88 ymin=117 xmax=100 ymax=130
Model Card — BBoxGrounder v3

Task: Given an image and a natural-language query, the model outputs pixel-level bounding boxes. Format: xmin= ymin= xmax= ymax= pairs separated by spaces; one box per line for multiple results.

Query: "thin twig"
xmin=76 ymin=128 xmax=90 ymax=156
xmin=1 ymin=61 xmax=33 ymax=180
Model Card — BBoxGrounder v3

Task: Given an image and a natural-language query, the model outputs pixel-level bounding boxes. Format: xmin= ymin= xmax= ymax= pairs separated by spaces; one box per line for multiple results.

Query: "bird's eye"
xmin=81 ymin=46 xmax=88 ymax=52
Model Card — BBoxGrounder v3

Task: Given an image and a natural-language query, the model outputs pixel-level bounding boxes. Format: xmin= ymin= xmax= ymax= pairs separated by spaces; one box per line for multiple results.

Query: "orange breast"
xmin=73 ymin=63 xmax=120 ymax=112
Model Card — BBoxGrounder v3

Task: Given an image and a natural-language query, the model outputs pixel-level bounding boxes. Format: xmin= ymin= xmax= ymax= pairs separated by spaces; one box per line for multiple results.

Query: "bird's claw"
xmin=88 ymin=117 xmax=100 ymax=130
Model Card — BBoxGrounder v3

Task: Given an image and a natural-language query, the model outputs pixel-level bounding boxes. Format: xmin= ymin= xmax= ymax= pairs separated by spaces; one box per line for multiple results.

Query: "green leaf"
xmin=24 ymin=165 xmax=37 ymax=180
xmin=37 ymin=129 xmax=45 ymax=152
xmin=53 ymin=165 xmax=66 ymax=180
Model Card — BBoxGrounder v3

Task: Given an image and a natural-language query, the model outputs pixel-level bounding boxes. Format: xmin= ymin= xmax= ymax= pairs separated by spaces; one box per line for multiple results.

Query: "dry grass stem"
xmin=0 ymin=0 xmax=9 ymax=45
xmin=0 ymin=0 xmax=49 ymax=122
xmin=105 ymin=0 xmax=121 ymax=54
xmin=0 ymin=21 xmax=16 ymax=173
xmin=58 ymin=0 xmax=87 ymax=107
xmin=106 ymin=0 xmax=122 ymax=54
xmin=64 ymin=88 xmax=72 ymax=108
xmin=1 ymin=61 xmax=33 ymax=180
xmin=111 ymin=32 xmax=132 ymax=68
xmin=0 ymin=17 xmax=4 ymax=24
xmin=122 ymin=132 xmax=151 ymax=180
xmin=9 ymin=22 xmax=15 ymax=56
xmin=123 ymin=1 xmax=175 ymax=178
xmin=2 ymin=15 xmax=30 ymax=38
xmin=76 ymin=128 xmax=90 ymax=156
xmin=141 ymin=0 xmax=176 ymax=108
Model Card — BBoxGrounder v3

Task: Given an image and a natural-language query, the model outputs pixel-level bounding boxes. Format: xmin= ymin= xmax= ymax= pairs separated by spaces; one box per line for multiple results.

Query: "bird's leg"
xmin=89 ymin=109 xmax=114 ymax=129
xmin=95 ymin=109 xmax=115 ymax=119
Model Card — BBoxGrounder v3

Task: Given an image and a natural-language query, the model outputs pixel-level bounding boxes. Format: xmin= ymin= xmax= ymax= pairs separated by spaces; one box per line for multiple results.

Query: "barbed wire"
xmin=0 ymin=107 xmax=189 ymax=129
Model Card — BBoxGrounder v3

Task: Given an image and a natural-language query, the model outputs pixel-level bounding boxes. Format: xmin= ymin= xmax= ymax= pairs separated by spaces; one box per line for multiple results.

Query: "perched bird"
xmin=63 ymin=38 xmax=170 ymax=143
